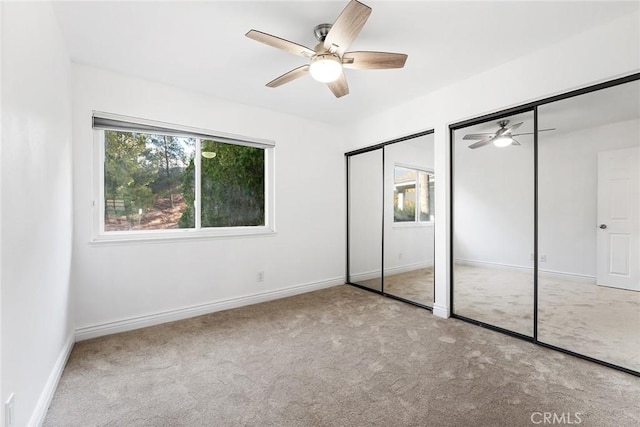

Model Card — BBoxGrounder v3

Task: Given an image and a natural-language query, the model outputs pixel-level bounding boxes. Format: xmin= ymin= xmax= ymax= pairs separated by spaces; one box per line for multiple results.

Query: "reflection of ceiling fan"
xmin=464 ymin=120 xmax=556 ymax=149
xmin=245 ymin=0 xmax=408 ymax=98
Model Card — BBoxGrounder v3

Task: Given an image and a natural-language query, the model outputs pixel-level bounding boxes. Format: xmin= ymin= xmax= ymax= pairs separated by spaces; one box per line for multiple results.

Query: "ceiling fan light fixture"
xmin=492 ymin=136 xmax=513 ymax=147
xmin=309 ymin=54 xmax=342 ymax=83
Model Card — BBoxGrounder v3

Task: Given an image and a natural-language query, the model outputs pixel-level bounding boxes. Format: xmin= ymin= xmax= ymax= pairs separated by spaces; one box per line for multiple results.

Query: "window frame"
xmin=392 ymin=163 xmax=434 ymax=227
xmin=91 ymin=112 xmax=275 ymax=243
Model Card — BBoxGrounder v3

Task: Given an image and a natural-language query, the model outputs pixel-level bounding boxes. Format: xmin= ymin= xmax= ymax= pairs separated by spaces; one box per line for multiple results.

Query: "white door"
xmin=597 ymin=147 xmax=639 ymax=291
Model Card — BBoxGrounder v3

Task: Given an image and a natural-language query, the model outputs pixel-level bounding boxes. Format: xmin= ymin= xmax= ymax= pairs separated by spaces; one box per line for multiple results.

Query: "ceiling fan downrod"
xmin=497 ymin=120 xmax=510 ymax=129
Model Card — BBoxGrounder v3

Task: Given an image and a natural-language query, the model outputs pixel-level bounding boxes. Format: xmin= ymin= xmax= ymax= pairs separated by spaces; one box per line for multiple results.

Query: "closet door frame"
xmin=450 ymin=106 xmax=537 ymax=339
xmin=346 ymin=129 xmax=435 ymax=310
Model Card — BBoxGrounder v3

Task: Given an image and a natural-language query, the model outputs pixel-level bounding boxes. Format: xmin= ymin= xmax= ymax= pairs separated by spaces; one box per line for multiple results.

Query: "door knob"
xmin=599 ymin=224 xmax=607 ymax=229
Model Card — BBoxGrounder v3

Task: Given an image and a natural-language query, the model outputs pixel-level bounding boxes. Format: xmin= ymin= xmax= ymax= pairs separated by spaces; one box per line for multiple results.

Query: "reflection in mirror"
xmin=348 ymin=149 xmax=383 ymax=291
xmin=538 ymin=79 xmax=640 ymax=372
xmin=383 ymin=134 xmax=435 ymax=306
xmin=453 ymin=111 xmax=535 ymax=336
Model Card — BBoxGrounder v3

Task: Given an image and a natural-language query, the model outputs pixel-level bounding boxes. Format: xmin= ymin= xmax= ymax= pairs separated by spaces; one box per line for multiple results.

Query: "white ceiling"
xmin=52 ymin=1 xmax=638 ymax=125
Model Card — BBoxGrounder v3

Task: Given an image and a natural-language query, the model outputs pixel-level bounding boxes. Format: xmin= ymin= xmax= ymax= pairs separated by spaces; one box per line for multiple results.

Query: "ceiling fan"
xmin=463 ymin=120 xmax=556 ymax=149
xmin=245 ymin=0 xmax=408 ymax=98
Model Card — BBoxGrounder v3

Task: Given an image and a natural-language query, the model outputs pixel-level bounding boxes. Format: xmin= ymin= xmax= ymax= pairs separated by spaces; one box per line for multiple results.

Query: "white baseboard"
xmin=384 ymin=260 xmax=434 ymax=276
xmin=455 ymin=258 xmax=533 ymax=272
xmin=538 ymin=269 xmax=596 ymax=283
xmin=349 ymin=260 xmax=433 ymax=282
xmin=349 ymin=269 xmax=382 ymax=282
xmin=28 ymin=334 xmax=74 ymax=427
xmin=456 ymin=258 xmax=596 ymax=282
xmin=75 ymin=276 xmax=344 ymax=341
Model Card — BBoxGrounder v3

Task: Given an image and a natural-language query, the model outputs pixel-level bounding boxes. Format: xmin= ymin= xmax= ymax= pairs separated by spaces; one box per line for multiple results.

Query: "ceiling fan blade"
xmin=342 ymin=51 xmax=408 ymax=69
xmin=505 ymin=122 xmax=523 ymax=134
xmin=511 ymin=139 xmax=521 ymax=146
xmin=327 ymin=71 xmax=349 ymax=98
xmin=468 ymin=139 xmax=492 ymax=149
xmin=266 ymin=65 xmax=310 ymax=88
xmin=463 ymin=133 xmax=495 ymax=141
xmin=246 ymin=30 xmax=315 ymax=58
xmin=324 ymin=0 xmax=372 ymax=55
xmin=512 ymin=128 xmax=557 ymax=137
xmin=468 ymin=138 xmax=493 ymax=149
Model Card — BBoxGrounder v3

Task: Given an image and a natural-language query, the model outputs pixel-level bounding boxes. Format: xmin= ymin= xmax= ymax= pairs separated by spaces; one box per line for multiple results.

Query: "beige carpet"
xmin=453 ymin=264 xmax=535 ymax=336
xmin=454 ymin=264 xmax=640 ymax=372
xmin=383 ymin=268 xmax=434 ymax=306
xmin=45 ymin=285 xmax=639 ymax=427
xmin=352 ymin=268 xmax=434 ymax=306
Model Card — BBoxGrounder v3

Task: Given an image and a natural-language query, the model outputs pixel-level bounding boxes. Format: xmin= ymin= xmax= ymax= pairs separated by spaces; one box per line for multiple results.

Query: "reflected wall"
xmin=348 ymin=149 xmax=383 ymax=291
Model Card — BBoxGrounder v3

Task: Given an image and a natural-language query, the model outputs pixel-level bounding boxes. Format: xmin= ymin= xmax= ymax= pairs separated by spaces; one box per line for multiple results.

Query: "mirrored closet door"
xmin=451 ymin=74 xmax=639 ymax=375
xmin=383 ymin=134 xmax=435 ymax=306
xmin=348 ymin=149 xmax=383 ymax=292
xmin=452 ymin=111 xmax=535 ymax=337
xmin=347 ymin=131 xmax=435 ymax=308
xmin=537 ymin=78 xmax=640 ymax=372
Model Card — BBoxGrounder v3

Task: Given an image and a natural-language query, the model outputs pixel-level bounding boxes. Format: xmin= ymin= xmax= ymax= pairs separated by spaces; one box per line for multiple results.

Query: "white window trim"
xmin=91 ymin=116 xmax=275 ymax=243
xmin=392 ymin=221 xmax=435 ymax=229
xmin=393 ymin=163 xmax=434 ymax=225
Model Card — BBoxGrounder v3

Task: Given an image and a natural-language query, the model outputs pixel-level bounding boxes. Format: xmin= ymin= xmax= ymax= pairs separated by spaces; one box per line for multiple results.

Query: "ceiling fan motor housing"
xmin=314 ymin=23 xmax=332 ymax=42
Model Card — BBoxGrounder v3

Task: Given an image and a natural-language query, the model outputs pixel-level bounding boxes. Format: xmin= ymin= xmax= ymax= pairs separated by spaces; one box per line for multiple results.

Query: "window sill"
xmin=392 ymin=222 xmax=435 ymax=229
xmin=90 ymin=226 xmax=276 ymax=245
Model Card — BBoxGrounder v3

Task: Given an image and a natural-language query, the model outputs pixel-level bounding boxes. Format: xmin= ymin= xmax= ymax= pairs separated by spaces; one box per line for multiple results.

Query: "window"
xmin=393 ymin=165 xmax=434 ymax=223
xmin=93 ymin=113 xmax=274 ymax=240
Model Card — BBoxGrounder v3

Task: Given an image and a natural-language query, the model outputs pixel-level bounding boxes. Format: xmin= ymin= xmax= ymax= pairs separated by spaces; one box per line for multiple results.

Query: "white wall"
xmin=1 ymin=2 xmax=74 ymax=426
xmin=0 ymin=3 xmax=5 ymax=426
xmin=453 ymin=117 xmax=535 ymax=269
xmin=0 ymin=3 xmax=4 ymax=424
xmin=539 ymin=118 xmax=640 ymax=278
xmin=346 ymin=10 xmax=640 ymax=317
xmin=71 ymin=64 xmax=346 ymax=336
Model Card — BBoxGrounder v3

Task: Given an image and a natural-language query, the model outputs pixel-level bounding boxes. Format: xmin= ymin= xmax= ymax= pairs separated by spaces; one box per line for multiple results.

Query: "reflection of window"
xmin=394 ymin=166 xmax=434 ymax=223
xmin=94 ymin=113 xmax=273 ymax=239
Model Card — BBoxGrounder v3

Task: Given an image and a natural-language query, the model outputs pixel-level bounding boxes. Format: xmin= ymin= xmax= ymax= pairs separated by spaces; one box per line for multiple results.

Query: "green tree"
xmin=104 ymin=131 xmax=157 ymax=220
xmin=394 ymin=189 xmax=416 ymax=222
xmin=179 ymin=158 xmax=196 ymax=228
xmin=179 ymin=140 xmax=264 ymax=228
xmin=147 ymin=135 xmax=190 ymax=207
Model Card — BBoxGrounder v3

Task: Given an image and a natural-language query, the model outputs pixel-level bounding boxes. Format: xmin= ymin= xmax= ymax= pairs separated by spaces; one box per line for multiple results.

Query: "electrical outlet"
xmin=540 ymin=255 xmax=547 ymax=262
xmin=257 ymin=271 xmax=264 ymax=282
xmin=5 ymin=393 xmax=14 ymax=427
